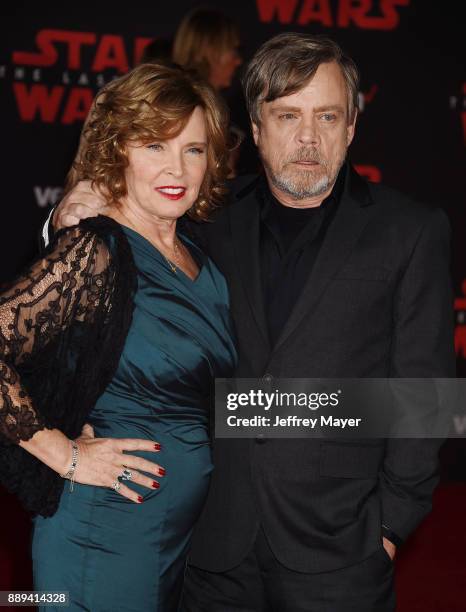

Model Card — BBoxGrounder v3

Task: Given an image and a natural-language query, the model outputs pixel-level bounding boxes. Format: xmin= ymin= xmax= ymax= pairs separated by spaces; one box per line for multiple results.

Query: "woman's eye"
xmin=187 ymin=147 xmax=205 ymax=155
xmin=147 ymin=143 xmax=163 ymax=151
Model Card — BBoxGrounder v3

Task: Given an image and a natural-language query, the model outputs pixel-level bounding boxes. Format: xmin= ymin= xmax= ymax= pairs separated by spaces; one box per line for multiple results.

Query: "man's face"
xmin=252 ymin=61 xmax=356 ymax=207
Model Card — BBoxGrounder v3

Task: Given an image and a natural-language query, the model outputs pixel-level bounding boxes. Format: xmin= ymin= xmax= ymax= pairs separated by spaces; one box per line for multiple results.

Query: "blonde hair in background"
xmin=66 ymin=63 xmax=230 ymax=221
xmin=173 ymin=8 xmax=240 ymax=82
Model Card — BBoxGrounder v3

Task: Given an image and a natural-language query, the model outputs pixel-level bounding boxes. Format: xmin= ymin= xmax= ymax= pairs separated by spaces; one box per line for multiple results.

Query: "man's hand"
xmin=53 ymin=180 xmax=110 ymax=230
xmin=79 ymin=423 xmax=95 ymax=439
xmin=382 ymin=536 xmax=396 ymax=561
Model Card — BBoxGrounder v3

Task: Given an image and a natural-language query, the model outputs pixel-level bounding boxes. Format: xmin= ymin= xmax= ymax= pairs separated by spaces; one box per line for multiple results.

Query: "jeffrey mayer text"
xmin=226 ymin=415 xmax=362 ymax=428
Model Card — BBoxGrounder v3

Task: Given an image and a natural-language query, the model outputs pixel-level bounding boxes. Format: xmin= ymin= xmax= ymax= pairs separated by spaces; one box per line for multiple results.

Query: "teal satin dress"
xmin=32 ymin=225 xmax=237 ymax=611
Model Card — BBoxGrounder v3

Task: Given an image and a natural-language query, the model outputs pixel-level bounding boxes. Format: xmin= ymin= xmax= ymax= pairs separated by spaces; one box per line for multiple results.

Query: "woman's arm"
xmin=1 ymin=227 xmax=164 ymax=502
xmin=1 ymin=228 xmax=95 ymax=444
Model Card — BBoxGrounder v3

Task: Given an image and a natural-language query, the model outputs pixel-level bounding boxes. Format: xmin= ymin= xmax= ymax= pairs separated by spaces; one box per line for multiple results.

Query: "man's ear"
xmin=251 ymin=121 xmax=260 ymax=146
xmin=346 ymin=109 xmax=357 ymax=147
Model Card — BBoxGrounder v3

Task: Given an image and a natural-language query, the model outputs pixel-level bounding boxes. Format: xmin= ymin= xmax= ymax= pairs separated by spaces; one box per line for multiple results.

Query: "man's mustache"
xmin=285 ymin=149 xmax=326 ymax=165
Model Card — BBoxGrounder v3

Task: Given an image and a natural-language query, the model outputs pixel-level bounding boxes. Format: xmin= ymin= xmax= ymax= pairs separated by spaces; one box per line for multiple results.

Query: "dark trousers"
xmin=181 ymin=527 xmax=396 ymax=612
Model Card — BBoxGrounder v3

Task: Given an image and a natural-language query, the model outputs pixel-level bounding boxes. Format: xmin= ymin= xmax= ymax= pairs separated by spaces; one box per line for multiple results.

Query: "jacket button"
xmin=262 ymin=373 xmax=273 ymax=382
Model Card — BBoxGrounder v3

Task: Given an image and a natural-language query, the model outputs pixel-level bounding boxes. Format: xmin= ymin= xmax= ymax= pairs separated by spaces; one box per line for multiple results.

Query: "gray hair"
xmin=242 ymin=32 xmax=359 ymax=125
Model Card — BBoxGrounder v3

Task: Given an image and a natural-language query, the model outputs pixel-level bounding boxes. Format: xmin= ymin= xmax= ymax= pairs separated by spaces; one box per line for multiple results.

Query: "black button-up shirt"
xmin=258 ymin=165 xmax=346 ymax=346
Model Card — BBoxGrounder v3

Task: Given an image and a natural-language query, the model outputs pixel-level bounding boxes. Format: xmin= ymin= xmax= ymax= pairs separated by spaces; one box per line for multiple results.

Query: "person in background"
xmin=173 ymin=7 xmax=244 ymax=176
xmin=173 ymin=7 xmax=242 ymax=91
xmin=0 ymin=62 xmax=236 ymax=611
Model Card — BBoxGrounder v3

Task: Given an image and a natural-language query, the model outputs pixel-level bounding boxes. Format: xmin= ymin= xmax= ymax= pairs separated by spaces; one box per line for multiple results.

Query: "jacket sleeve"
xmin=0 ymin=226 xmax=113 ymax=444
xmin=379 ymin=207 xmax=456 ymax=542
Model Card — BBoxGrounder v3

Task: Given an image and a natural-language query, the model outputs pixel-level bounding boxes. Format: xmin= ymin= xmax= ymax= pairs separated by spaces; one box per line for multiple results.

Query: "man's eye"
xmin=278 ymin=113 xmax=296 ymax=120
xmin=321 ymin=113 xmax=336 ymax=122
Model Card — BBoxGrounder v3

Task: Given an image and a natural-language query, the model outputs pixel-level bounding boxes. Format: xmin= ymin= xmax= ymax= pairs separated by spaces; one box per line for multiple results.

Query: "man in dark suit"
xmin=48 ymin=33 xmax=454 ymax=611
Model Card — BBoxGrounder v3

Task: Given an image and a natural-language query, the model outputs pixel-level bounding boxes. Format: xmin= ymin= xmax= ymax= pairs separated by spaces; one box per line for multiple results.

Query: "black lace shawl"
xmin=0 ymin=215 xmax=137 ymax=517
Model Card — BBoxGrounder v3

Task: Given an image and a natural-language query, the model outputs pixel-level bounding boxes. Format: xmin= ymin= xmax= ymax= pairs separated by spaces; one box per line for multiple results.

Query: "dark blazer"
xmin=185 ymin=163 xmax=456 ymax=573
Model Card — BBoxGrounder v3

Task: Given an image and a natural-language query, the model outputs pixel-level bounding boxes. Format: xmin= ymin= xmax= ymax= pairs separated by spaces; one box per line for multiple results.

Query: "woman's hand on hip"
xmin=72 ymin=424 xmax=164 ymax=503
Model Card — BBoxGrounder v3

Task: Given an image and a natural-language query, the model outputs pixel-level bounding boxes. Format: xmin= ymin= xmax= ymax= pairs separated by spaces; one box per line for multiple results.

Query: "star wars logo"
xmin=8 ymin=30 xmax=152 ymax=124
xmin=256 ymin=0 xmax=410 ymax=29
xmin=354 ymin=165 xmax=381 ymax=182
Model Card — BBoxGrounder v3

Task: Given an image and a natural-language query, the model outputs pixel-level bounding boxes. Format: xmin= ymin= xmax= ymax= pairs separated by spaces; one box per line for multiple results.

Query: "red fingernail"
xmin=159 ymin=468 xmax=166 ymax=476
xmin=154 ymin=443 xmax=161 ymax=451
xmin=137 ymin=496 xmax=144 ymax=503
xmin=152 ymin=481 xmax=160 ymax=489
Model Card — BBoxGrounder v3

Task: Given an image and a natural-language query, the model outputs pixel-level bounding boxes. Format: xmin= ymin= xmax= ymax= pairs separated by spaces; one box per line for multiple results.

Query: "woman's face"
xmin=122 ymin=106 xmax=208 ymax=221
xmin=209 ymin=45 xmax=242 ymax=90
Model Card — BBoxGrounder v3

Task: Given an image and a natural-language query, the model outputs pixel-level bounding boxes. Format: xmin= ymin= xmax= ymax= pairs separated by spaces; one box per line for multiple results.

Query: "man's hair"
xmin=67 ymin=63 xmax=229 ymax=221
xmin=242 ymin=32 xmax=359 ymax=125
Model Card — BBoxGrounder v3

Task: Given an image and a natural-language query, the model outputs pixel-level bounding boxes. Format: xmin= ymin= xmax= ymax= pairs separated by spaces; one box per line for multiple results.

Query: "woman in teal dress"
xmin=0 ymin=63 xmax=236 ymax=611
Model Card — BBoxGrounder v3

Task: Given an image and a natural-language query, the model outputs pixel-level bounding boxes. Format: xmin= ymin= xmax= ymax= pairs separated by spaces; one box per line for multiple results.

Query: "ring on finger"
xmin=120 ymin=468 xmax=133 ymax=481
xmin=111 ymin=480 xmax=121 ymax=492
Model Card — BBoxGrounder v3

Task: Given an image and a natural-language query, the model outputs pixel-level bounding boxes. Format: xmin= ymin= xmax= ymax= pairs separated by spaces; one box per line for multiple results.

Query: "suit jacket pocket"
xmin=320 ymin=441 xmax=384 ymax=479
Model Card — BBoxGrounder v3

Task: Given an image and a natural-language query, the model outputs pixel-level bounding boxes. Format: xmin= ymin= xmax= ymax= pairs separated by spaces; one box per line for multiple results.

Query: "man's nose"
xmin=296 ymin=117 xmax=320 ymax=146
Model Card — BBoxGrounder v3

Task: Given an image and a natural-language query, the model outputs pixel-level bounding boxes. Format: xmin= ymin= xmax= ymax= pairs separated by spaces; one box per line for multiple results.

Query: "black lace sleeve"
xmin=0 ymin=216 xmax=136 ymax=517
xmin=0 ymin=226 xmax=113 ymax=444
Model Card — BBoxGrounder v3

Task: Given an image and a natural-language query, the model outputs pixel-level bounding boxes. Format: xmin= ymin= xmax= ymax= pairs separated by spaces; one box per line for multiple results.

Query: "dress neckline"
xmin=117 ymin=221 xmax=205 ymax=284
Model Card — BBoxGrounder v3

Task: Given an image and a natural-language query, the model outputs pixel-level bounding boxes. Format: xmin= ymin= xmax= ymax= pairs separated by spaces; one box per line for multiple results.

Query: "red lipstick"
xmin=155 ymin=185 xmax=187 ymax=201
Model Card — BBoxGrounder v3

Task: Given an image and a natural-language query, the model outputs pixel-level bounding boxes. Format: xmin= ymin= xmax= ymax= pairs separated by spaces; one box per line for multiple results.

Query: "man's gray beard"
xmin=262 ymin=152 xmax=345 ymax=201
xmin=270 ymin=170 xmax=331 ymax=200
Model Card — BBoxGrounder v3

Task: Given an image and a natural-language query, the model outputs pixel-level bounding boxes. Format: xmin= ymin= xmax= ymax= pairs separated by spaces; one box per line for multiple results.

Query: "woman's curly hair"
xmin=66 ymin=63 xmax=230 ymax=221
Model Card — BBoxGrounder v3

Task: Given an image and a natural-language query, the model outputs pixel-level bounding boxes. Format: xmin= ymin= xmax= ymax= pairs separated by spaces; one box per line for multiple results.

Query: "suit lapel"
xmin=273 ymin=166 xmax=375 ymax=352
xmin=229 ymin=180 xmax=271 ymax=350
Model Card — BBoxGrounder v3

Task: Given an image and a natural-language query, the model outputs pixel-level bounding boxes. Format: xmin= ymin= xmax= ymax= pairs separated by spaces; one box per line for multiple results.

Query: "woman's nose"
xmin=165 ymin=153 xmax=184 ymax=177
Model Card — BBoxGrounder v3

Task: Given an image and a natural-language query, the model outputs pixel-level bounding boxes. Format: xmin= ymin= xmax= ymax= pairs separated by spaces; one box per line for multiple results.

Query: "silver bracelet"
xmin=61 ymin=440 xmax=79 ymax=492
